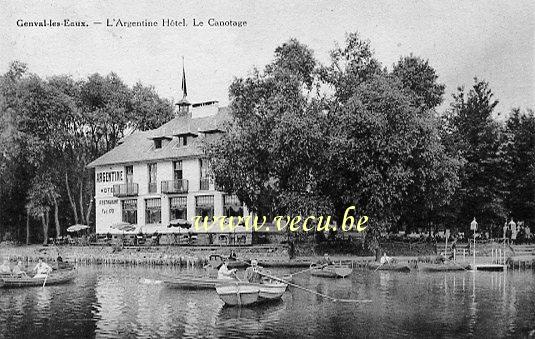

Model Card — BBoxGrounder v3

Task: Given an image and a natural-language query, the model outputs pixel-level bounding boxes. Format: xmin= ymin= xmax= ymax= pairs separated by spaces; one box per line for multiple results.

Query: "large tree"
xmin=442 ymin=78 xmax=506 ymax=233
xmin=206 ymin=39 xmax=331 ymax=218
xmin=208 ymin=34 xmax=460 ymax=234
xmin=502 ymin=108 xmax=535 ymax=226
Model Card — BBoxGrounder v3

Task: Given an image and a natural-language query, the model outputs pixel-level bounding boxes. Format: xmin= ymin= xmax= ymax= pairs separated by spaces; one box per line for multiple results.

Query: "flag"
xmin=181 ymin=63 xmax=187 ymax=98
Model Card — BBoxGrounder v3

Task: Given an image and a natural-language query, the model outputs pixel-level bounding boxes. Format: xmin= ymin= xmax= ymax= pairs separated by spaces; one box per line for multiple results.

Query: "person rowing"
xmin=12 ymin=260 xmax=28 ymax=277
xmin=32 ymin=258 xmax=52 ymax=279
xmin=316 ymin=253 xmax=333 ymax=266
xmin=380 ymin=252 xmax=393 ymax=265
xmin=244 ymin=259 xmax=262 ymax=283
xmin=217 ymin=258 xmax=238 ymax=280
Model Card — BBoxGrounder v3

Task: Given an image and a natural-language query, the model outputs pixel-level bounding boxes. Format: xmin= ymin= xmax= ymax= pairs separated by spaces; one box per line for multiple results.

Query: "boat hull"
xmin=252 ymin=282 xmax=287 ymax=300
xmin=216 ymin=282 xmax=260 ymax=306
xmin=417 ymin=263 xmax=468 ymax=272
xmin=368 ymin=262 xmax=411 ymax=272
xmin=310 ymin=265 xmax=352 ymax=278
xmin=164 ymin=274 xmax=236 ymax=289
xmin=0 ymin=271 xmax=76 ymax=288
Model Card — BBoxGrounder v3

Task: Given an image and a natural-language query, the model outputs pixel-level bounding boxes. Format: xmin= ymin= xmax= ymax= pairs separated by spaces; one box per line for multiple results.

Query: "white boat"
xmin=216 ymin=280 xmax=288 ymax=306
xmin=216 ymin=282 xmax=260 ymax=306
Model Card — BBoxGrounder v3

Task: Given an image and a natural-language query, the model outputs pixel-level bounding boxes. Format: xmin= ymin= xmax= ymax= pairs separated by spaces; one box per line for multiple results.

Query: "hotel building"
xmin=87 ymin=73 xmax=252 ymax=245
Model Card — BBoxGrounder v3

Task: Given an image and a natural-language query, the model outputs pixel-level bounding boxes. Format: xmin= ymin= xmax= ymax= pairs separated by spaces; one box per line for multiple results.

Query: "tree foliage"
xmin=0 ymin=62 xmax=173 ymax=242
xmin=208 ymin=33 xmax=461 ymax=233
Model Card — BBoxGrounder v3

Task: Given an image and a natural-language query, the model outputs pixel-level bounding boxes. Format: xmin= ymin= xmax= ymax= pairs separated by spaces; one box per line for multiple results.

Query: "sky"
xmin=1 ymin=0 xmax=533 ymax=115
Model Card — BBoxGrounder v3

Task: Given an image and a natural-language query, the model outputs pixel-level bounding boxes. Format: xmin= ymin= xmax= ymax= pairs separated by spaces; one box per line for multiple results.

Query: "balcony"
xmin=148 ymin=182 xmax=158 ymax=194
xmin=200 ymin=178 xmax=210 ymax=191
xmin=161 ymin=179 xmax=189 ymax=194
xmin=113 ymin=183 xmax=139 ymax=197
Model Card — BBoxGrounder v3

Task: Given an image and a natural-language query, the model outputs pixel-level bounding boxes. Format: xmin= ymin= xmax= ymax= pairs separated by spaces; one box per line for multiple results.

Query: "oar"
xmin=42 ymin=271 xmax=49 ymax=288
xmin=374 ymin=261 xmax=386 ymax=271
xmin=257 ymin=271 xmax=371 ymax=303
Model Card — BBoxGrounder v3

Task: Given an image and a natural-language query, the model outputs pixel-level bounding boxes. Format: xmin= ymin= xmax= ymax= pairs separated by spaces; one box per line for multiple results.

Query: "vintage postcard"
xmin=0 ymin=1 xmax=534 ymax=338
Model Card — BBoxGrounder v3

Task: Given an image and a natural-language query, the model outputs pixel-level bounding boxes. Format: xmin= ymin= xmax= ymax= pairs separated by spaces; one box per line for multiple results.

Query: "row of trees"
xmin=0 ymin=33 xmax=532 ymax=243
xmin=0 ymin=63 xmax=173 ymax=243
xmin=207 ymin=33 xmax=534 ymax=235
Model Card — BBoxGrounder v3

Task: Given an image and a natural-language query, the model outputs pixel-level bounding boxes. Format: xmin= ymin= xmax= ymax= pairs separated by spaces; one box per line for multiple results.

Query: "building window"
xmin=148 ymin=163 xmax=157 ymax=193
xmin=170 ymin=196 xmax=187 ymax=220
xmin=154 ymin=139 xmax=162 ymax=149
xmin=145 ymin=198 xmax=161 ymax=224
xmin=199 ymin=159 xmax=212 ymax=190
xmin=224 ymin=195 xmax=243 ymax=218
xmin=173 ymin=161 xmax=183 ymax=180
xmin=125 ymin=165 xmax=133 ymax=184
xmin=122 ymin=199 xmax=137 ymax=224
xmin=176 ymin=136 xmax=188 ymax=147
xmin=195 ymin=195 xmax=214 ymax=220
xmin=200 ymin=159 xmax=210 ymax=178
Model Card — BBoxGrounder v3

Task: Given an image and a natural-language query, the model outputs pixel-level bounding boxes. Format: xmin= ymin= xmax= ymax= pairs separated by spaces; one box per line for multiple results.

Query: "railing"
xmin=148 ymin=182 xmax=157 ymax=194
xmin=161 ymin=179 xmax=189 ymax=194
xmin=113 ymin=183 xmax=139 ymax=197
xmin=200 ymin=178 xmax=210 ymax=191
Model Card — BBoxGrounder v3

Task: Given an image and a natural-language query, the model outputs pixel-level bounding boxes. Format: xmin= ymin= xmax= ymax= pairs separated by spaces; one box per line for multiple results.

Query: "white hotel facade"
xmin=88 ymin=89 xmax=251 ymax=244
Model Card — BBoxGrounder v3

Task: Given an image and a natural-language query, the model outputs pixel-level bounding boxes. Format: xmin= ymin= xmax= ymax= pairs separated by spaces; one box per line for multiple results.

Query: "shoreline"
xmin=0 ymin=244 xmax=533 ymax=270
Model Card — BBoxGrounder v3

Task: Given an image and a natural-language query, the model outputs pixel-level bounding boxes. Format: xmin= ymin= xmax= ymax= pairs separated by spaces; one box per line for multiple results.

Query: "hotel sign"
xmin=96 ymin=168 xmax=124 ymax=197
xmin=96 ymin=170 xmax=123 ymax=183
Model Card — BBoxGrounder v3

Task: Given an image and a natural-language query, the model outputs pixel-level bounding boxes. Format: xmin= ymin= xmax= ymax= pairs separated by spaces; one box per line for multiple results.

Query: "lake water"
xmin=0 ymin=265 xmax=534 ymax=338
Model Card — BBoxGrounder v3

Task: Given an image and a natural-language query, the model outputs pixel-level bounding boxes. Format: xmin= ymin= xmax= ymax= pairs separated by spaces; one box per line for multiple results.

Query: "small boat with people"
xmin=309 ymin=254 xmax=352 ymax=278
xmin=215 ymin=280 xmax=288 ymax=306
xmin=367 ymin=261 xmax=411 ymax=272
xmin=215 ymin=259 xmax=288 ymax=306
xmin=0 ymin=270 xmax=76 ymax=288
xmin=310 ymin=264 xmax=352 ymax=278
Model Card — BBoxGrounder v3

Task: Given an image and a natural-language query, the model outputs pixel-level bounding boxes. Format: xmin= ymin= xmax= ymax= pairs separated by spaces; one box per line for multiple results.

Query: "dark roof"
xmin=87 ymin=107 xmax=230 ymax=168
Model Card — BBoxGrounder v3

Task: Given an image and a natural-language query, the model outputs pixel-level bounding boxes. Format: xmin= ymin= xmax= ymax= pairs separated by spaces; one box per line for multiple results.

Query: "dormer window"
xmin=151 ymin=136 xmax=171 ymax=150
xmin=177 ymin=136 xmax=188 ymax=146
xmin=174 ymin=132 xmax=197 ymax=148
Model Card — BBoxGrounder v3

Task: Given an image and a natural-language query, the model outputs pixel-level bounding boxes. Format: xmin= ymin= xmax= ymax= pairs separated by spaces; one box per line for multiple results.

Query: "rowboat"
xmin=417 ymin=263 xmax=469 ymax=272
xmin=0 ymin=270 xmax=76 ymax=288
xmin=310 ymin=264 xmax=352 ymax=278
xmin=216 ymin=281 xmax=288 ymax=306
xmin=367 ymin=262 xmax=411 ymax=272
xmin=163 ymin=274 xmax=237 ymax=289
xmin=216 ymin=282 xmax=261 ymax=306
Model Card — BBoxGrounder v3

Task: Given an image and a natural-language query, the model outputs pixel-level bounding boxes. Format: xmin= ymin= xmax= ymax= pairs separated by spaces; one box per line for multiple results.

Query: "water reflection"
xmin=215 ymin=301 xmax=285 ymax=338
xmin=0 ymin=266 xmax=533 ymax=338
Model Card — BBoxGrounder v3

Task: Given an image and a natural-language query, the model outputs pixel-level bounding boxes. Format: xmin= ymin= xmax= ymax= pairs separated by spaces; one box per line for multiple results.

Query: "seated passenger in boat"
xmin=380 ymin=253 xmax=393 ymax=265
xmin=245 ymin=260 xmax=262 ymax=283
xmin=316 ymin=253 xmax=333 ymax=266
xmin=12 ymin=261 xmax=27 ymax=277
xmin=32 ymin=258 xmax=52 ymax=278
xmin=0 ymin=259 xmax=11 ymax=274
xmin=217 ymin=260 xmax=237 ymax=280
xmin=56 ymin=255 xmax=71 ymax=270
